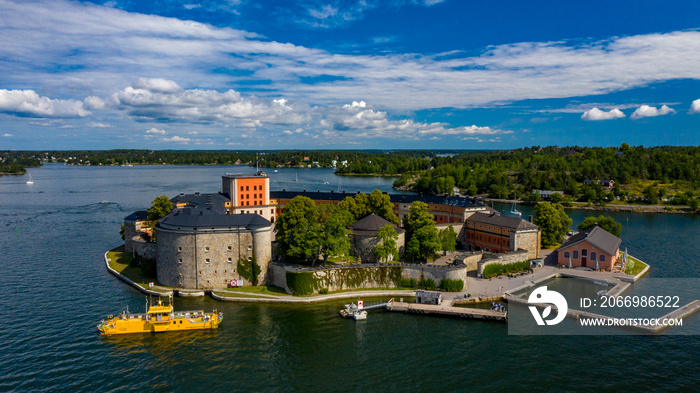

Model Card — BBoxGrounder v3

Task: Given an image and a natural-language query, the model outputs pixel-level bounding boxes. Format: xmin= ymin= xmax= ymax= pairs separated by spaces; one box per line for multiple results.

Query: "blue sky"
xmin=1 ymin=0 xmax=700 ymax=150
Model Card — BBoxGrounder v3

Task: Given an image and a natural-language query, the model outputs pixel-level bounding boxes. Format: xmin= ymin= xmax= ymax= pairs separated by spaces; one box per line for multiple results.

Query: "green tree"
xmin=643 ymin=185 xmax=659 ymax=204
xmin=147 ymin=195 xmax=174 ymax=222
xmin=549 ymin=192 xmax=563 ymax=204
xmin=577 ymin=215 xmax=623 ymax=237
xmin=404 ymin=201 xmax=440 ymax=261
xmin=688 ymin=197 xmax=699 ymax=212
xmin=274 ymin=196 xmax=321 ymax=264
xmin=533 ymin=202 xmax=572 ymax=248
xmin=373 ymin=224 xmax=399 ymax=263
xmin=318 ymin=206 xmax=352 ymax=266
xmin=439 ymin=225 xmax=457 ymax=255
xmin=368 ymin=189 xmax=399 ymax=224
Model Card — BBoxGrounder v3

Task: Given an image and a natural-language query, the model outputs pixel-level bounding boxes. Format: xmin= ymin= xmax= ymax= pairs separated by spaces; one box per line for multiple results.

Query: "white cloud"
xmin=133 ymin=78 xmax=183 ymax=94
xmin=88 ymin=122 xmax=112 ymax=128
xmin=0 ymin=89 xmax=90 ymax=118
xmin=630 ymin=104 xmax=675 ymax=120
xmin=162 ymin=135 xmax=190 ymax=143
xmin=146 ymin=128 xmax=167 ymax=135
xmin=2 ymin=133 xmax=13 ymax=137
xmin=183 ymin=4 xmax=201 ymax=10
xmin=110 ymin=79 xmax=308 ymax=126
xmin=282 ymin=130 xmax=294 ymax=135
xmin=5 ymin=1 xmax=700 ymax=113
xmin=581 ymin=108 xmax=625 ymax=121
xmin=690 ymin=99 xmax=700 ymax=114
xmin=84 ymin=96 xmax=106 ymax=110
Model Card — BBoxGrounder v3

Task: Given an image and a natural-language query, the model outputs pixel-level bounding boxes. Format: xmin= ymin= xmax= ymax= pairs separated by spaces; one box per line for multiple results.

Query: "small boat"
xmin=323 ymin=181 xmax=330 ymax=184
xmin=26 ymin=173 xmax=34 ymax=184
xmin=340 ymin=302 xmax=367 ymax=320
xmin=273 ymin=170 xmax=278 ymax=173
xmin=510 ymin=200 xmax=521 ymax=217
xmin=100 ymin=200 xmax=109 ymax=204
xmin=596 ymin=290 xmax=608 ymax=297
xmin=97 ymin=296 xmax=222 ymax=335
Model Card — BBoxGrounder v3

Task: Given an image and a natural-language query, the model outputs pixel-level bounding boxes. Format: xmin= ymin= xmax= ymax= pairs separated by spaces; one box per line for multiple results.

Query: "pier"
xmin=386 ymin=299 xmax=507 ymax=321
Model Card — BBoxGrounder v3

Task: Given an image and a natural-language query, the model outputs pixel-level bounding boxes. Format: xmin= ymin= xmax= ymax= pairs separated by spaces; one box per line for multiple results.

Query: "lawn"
xmin=106 ymin=246 xmax=171 ymax=292
xmin=224 ymin=285 xmax=290 ymax=296
xmin=625 ymin=255 xmax=648 ymax=276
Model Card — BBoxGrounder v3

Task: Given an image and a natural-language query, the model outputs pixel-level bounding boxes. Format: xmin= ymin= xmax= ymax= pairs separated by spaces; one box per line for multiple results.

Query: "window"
xmin=228 ymin=246 xmax=232 ymax=250
xmin=573 ymin=250 xmax=579 ymax=259
xmin=563 ymin=251 xmax=570 ymax=259
xmin=247 ymin=256 xmax=252 ymax=261
xmin=590 ymin=252 xmax=597 ymax=261
xmin=240 ymin=186 xmax=244 ymax=191
xmin=179 ymin=258 xmax=182 ymax=264
xmin=246 ymin=201 xmax=249 ymax=206
xmin=178 ymin=247 xmax=182 ymax=252
xmin=581 ymin=249 xmax=588 ymax=257
xmin=599 ymin=255 xmax=606 ymax=262
xmin=253 ymin=185 xmax=257 ymax=190
xmin=247 ymin=245 xmax=253 ymax=251
xmin=205 ymin=246 xmax=210 ymax=252
xmin=228 ymin=257 xmax=232 ymax=262
xmin=205 ymin=258 xmax=210 ymax=263
xmin=246 ymin=186 xmax=249 ymax=191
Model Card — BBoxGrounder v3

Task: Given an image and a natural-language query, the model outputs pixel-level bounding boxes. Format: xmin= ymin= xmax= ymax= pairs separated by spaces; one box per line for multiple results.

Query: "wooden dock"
xmin=387 ymin=300 xmax=507 ymax=321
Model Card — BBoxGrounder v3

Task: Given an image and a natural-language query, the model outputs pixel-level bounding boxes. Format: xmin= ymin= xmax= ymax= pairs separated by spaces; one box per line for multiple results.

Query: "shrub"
xmin=439 ymin=279 xmax=464 ymax=292
xmin=318 ymin=288 xmax=329 ymax=294
xmin=418 ymin=278 xmax=436 ymax=290
xmin=482 ymin=261 xmax=530 ymax=279
xmin=140 ymin=257 xmax=157 ymax=278
xmin=400 ymin=277 xmax=417 ymax=288
xmin=286 ymin=271 xmax=316 ymax=296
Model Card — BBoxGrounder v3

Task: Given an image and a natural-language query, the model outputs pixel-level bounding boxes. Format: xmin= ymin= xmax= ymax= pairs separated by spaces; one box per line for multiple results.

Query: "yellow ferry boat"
xmin=97 ymin=296 xmax=222 ymax=335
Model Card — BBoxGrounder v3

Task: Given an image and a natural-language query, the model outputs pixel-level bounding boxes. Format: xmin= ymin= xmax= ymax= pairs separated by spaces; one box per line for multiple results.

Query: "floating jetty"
xmin=387 ymin=299 xmax=507 ymax=321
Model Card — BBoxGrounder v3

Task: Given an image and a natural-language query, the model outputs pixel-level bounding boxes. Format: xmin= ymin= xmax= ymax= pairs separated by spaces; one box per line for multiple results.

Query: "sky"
xmin=1 ymin=0 xmax=700 ymax=150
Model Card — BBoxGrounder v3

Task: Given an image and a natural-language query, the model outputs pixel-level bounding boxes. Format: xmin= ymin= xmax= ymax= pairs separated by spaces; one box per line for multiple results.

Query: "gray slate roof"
xmin=269 ymin=190 xmax=486 ymax=208
xmin=158 ymin=208 xmax=271 ymax=230
xmin=465 ymin=212 xmax=539 ymax=231
xmin=559 ymin=226 xmax=621 ymax=256
xmin=171 ymin=192 xmax=230 ymax=215
xmin=349 ymin=213 xmax=403 ymax=234
xmin=124 ymin=210 xmax=149 ymax=221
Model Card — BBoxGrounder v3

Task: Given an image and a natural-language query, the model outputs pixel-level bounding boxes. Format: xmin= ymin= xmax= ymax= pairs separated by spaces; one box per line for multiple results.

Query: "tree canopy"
xmin=404 ymin=201 xmax=440 ymax=261
xmin=274 ymin=196 xmax=321 ymax=264
xmin=439 ymin=225 xmax=457 ymax=255
xmin=337 ymin=189 xmax=398 ymax=224
xmin=577 ymin=215 xmax=623 ymax=238
xmin=533 ymin=202 xmax=572 ymax=248
xmin=147 ymin=195 xmax=173 ymax=222
xmin=374 ymin=224 xmax=399 ymax=263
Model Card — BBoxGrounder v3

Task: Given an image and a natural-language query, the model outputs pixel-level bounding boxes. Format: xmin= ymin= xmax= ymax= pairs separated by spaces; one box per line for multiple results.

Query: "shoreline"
xmin=481 ymin=198 xmax=696 ymax=215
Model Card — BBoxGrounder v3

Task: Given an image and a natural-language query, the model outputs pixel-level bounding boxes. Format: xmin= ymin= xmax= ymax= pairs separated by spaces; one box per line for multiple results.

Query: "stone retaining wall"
xmin=477 ymin=249 xmax=529 ymax=275
xmin=271 ymin=263 xmax=467 ymax=294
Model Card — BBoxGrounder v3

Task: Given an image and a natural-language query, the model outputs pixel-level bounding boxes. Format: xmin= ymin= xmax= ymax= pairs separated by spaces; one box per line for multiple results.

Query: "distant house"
xmin=556 ymin=226 xmax=621 ymax=271
xmin=416 ymin=291 xmax=442 ymax=305
xmin=583 ymin=180 xmax=615 ymax=190
xmin=533 ymin=190 xmax=564 ymax=200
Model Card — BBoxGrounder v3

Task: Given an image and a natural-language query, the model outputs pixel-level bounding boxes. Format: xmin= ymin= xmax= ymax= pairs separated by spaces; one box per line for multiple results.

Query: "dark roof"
xmin=466 ymin=212 xmax=539 ymax=231
xmin=158 ymin=208 xmax=271 ymax=230
xmin=269 ymin=190 xmax=485 ymax=208
xmin=349 ymin=213 xmax=403 ymax=234
xmin=125 ymin=210 xmax=149 ymax=221
xmin=171 ymin=192 xmax=230 ymax=215
xmin=559 ymin=226 xmax=621 ymax=256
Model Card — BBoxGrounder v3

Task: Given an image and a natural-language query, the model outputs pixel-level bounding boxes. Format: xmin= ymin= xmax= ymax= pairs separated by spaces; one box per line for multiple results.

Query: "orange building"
xmin=221 ymin=172 xmax=277 ymax=222
xmin=556 ymin=226 xmax=621 ymax=271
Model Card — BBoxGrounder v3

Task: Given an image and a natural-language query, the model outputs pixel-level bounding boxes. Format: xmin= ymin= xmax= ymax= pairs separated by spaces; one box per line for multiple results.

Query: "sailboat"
xmin=510 ymin=200 xmax=521 ymax=217
xmin=295 ymin=172 xmax=298 ymax=182
xmin=26 ymin=172 xmax=34 ymax=185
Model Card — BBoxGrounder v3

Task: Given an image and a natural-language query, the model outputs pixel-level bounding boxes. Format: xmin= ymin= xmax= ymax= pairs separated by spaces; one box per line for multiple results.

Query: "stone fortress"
xmin=123 ymin=172 xmax=542 ymax=290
